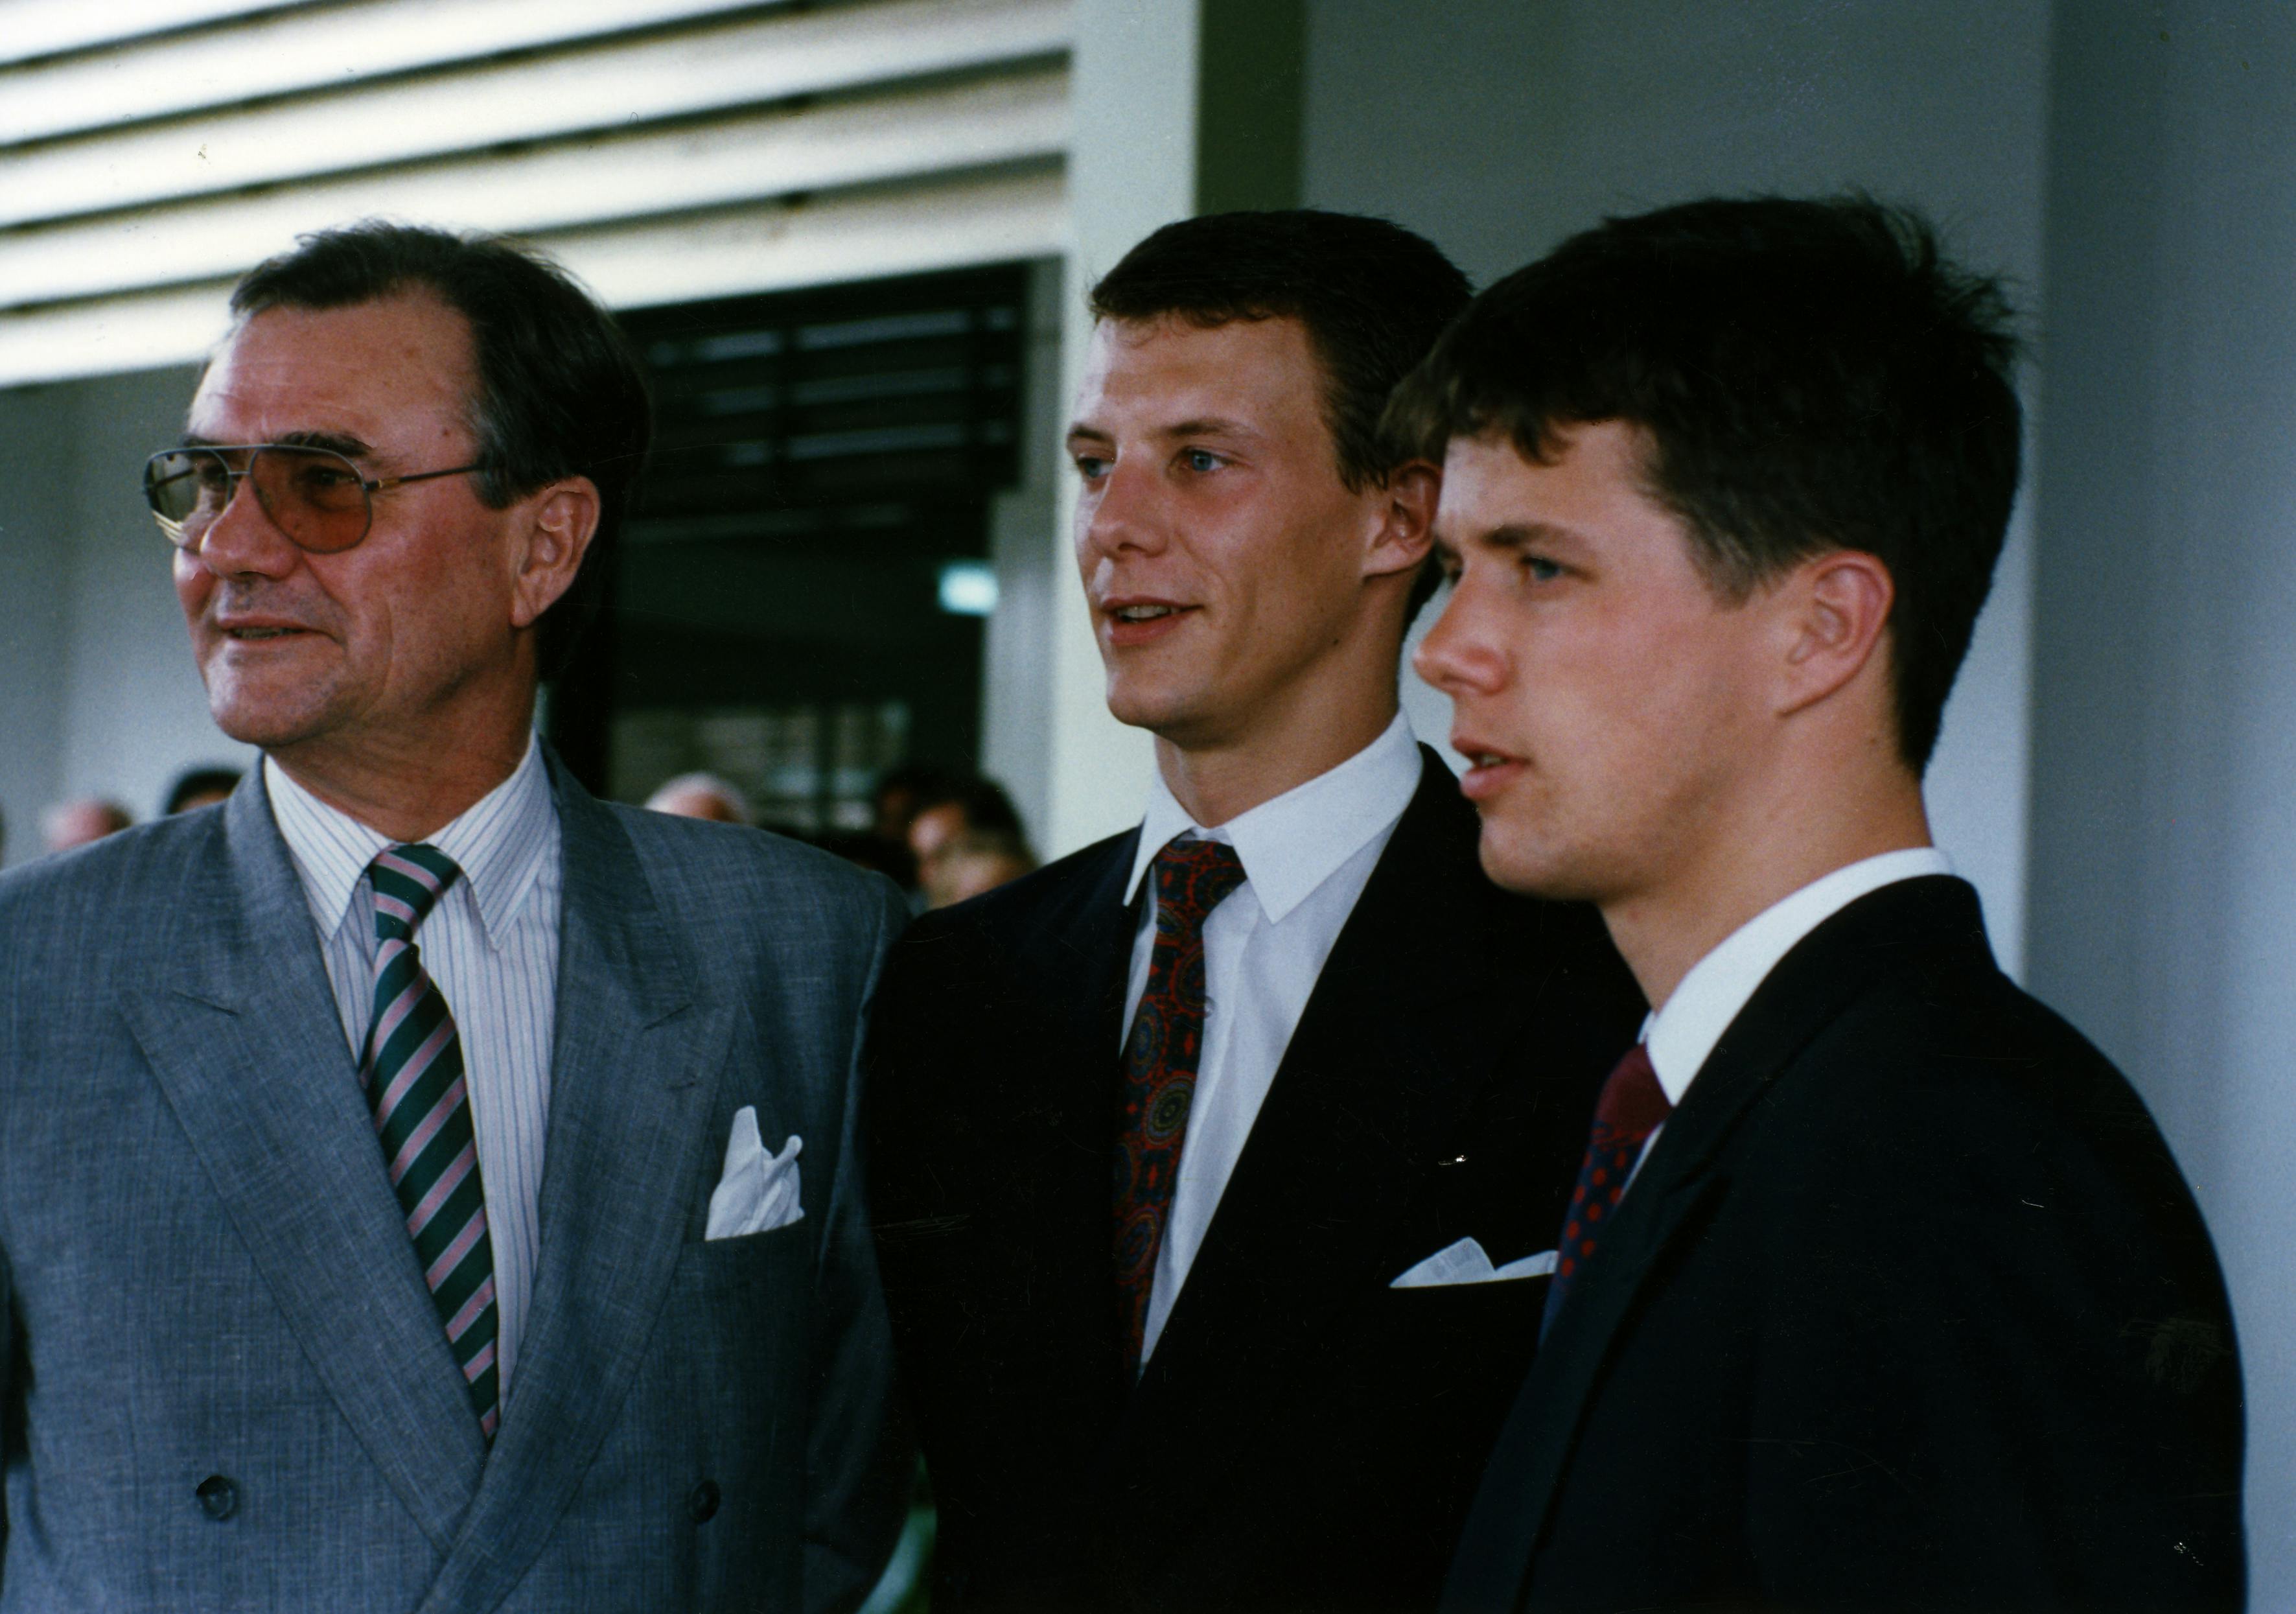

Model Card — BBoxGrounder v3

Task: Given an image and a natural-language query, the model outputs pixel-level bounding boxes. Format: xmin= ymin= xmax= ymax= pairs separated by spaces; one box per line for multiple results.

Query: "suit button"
xmin=689 ymin=1480 xmax=720 ymax=1523
xmin=195 ymin=1475 xmax=238 ymax=1521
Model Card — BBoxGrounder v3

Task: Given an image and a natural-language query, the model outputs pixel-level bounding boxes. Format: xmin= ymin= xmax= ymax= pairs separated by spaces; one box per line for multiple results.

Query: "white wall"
xmin=1300 ymin=0 xmax=2052 ymax=975
xmin=0 ymin=362 xmax=251 ymax=867
xmin=1032 ymin=0 xmax=1202 ymax=856
xmin=58 ymin=366 xmax=257 ymax=820
xmin=978 ymin=258 xmax=1067 ymax=853
xmin=0 ymin=383 xmax=76 ymax=867
xmin=2028 ymin=6 xmax=2296 ymax=1596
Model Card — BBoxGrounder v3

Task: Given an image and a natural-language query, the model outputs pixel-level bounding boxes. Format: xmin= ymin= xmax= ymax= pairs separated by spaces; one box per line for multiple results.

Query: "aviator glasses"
xmin=143 ymin=444 xmax=486 ymax=555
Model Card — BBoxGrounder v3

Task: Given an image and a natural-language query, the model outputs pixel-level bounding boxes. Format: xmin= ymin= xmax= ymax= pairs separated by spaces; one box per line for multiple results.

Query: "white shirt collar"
xmin=1124 ymin=711 xmax=1422 ymax=924
xmin=1643 ymin=847 xmax=1954 ymax=1105
xmin=264 ymin=734 xmax=558 ymax=950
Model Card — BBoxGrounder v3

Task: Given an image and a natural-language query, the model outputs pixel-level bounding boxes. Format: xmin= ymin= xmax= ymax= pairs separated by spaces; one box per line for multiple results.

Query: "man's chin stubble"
xmin=205 ymin=687 xmax=342 ymax=753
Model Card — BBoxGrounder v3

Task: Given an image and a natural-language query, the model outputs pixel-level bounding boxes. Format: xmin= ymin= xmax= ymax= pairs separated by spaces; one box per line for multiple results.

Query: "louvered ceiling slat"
xmin=0 ymin=167 xmax=1067 ymax=388
xmin=0 ymin=0 xmax=793 ymax=143
xmin=0 ymin=0 xmax=1071 ymax=229
xmin=0 ymin=71 xmax=1069 ymax=310
xmin=0 ymin=0 xmax=289 ymax=69
xmin=556 ymin=165 xmax=1066 ymax=310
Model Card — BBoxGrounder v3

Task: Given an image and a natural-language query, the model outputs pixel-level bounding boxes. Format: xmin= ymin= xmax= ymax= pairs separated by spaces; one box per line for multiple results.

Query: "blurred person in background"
xmin=903 ymin=775 xmax=1026 ymax=870
xmin=870 ymin=762 xmax=953 ymax=848
xmin=811 ymin=829 xmax=917 ymax=891
xmin=791 ymin=761 xmax=964 ymax=897
xmin=905 ymin=775 xmax=1031 ymax=908
xmin=165 ymin=766 xmax=244 ymax=814
xmin=40 ymin=797 xmax=133 ymax=852
xmin=920 ymin=828 xmax=1037 ymax=911
xmin=866 ymin=210 xmax=1643 ymax=1613
xmin=644 ymin=769 xmax=754 ymax=826
xmin=0 ymin=221 xmax=905 ymax=1613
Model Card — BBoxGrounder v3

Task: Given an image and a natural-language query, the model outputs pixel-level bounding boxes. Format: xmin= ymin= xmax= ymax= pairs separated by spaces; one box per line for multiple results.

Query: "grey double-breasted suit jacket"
xmin=0 ymin=757 xmax=909 ymax=1612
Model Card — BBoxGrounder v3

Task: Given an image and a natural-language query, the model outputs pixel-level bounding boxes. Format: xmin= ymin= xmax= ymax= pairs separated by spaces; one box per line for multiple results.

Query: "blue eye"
xmin=1073 ymin=454 xmax=1110 ymax=480
xmin=1524 ymin=556 xmax=1562 ymax=583
xmin=1182 ymin=449 xmax=1222 ymax=473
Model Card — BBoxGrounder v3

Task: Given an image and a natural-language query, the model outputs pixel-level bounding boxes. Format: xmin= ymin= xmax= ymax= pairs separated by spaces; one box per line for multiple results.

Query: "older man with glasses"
xmin=0 ymin=223 xmax=909 ymax=1613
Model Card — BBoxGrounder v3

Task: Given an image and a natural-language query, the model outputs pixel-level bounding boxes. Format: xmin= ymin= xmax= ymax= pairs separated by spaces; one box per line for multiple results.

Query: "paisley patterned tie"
xmin=1113 ymin=835 xmax=1247 ymax=1372
xmin=362 ymin=844 xmax=501 ymax=1440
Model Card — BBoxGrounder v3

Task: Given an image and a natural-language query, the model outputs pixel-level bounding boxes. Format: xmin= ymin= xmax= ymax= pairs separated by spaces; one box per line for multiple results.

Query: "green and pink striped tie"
xmin=361 ymin=844 xmax=500 ymax=1441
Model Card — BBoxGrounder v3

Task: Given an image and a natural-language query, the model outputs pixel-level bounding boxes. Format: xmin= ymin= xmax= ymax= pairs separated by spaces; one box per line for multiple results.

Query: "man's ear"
xmin=1775 ymin=549 xmax=1895 ymax=717
xmin=1363 ymin=459 xmax=1440 ymax=581
xmin=509 ymin=476 xmax=603 ymax=630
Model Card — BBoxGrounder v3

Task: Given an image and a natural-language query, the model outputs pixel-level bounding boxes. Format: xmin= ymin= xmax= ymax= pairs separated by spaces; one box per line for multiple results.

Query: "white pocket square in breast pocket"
xmin=1389 ymin=1236 xmax=1557 ymax=1289
xmin=705 ymin=1106 xmax=804 ymax=1240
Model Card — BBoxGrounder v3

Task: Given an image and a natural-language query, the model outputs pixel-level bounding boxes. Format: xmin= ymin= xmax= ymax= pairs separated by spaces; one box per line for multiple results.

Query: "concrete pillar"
xmin=2025 ymin=5 xmax=2296 ymax=1591
xmin=1039 ymin=0 xmax=1305 ymax=856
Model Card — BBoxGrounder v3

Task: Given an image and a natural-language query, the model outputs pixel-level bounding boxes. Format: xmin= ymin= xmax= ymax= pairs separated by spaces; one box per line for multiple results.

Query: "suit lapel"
xmin=1015 ymin=830 xmax=1140 ymax=1115
xmin=1444 ymin=877 xmax=1986 ymax=1611
xmin=419 ymin=766 xmax=733 ymax=1613
xmin=1002 ymin=830 xmax=1140 ymax=1405
xmin=122 ymin=777 xmax=486 ymax=1552
xmin=1114 ymin=760 xmax=1522 ymax=1510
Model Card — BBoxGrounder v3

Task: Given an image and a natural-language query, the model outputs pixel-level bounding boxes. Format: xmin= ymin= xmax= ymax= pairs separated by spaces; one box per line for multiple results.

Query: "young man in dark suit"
xmin=1403 ymin=197 xmax=2245 ymax=1611
xmin=865 ymin=211 xmax=1644 ymax=1613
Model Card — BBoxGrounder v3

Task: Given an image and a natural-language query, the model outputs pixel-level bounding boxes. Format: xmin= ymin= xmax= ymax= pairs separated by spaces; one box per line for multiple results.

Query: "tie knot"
xmin=1592 ymin=1041 xmax=1671 ymax=1141
xmin=369 ymin=843 xmax=462 ymax=942
xmin=1150 ymin=836 xmax=1246 ymax=932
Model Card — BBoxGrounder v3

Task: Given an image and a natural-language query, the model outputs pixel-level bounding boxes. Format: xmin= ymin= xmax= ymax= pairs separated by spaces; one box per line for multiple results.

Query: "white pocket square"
xmin=1389 ymin=1236 xmax=1557 ymax=1289
xmin=705 ymin=1106 xmax=805 ymax=1240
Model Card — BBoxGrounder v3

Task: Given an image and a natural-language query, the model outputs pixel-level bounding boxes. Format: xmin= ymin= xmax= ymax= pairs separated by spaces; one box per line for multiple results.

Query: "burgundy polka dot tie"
xmin=1541 ymin=1041 xmax=1671 ymax=1338
xmin=1113 ymin=835 xmax=1246 ymax=1374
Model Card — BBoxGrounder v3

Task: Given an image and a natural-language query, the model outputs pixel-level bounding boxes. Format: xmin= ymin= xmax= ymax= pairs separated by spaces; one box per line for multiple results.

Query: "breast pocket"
xmin=682 ymin=1215 xmax=813 ymax=1295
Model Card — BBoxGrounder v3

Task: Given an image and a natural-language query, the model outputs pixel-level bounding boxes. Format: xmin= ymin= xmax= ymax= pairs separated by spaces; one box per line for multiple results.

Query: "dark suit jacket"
xmin=0 ymin=759 xmax=909 ymax=1613
xmin=866 ymin=748 xmax=1645 ymax=1613
xmin=1445 ymin=876 xmax=2245 ymax=1613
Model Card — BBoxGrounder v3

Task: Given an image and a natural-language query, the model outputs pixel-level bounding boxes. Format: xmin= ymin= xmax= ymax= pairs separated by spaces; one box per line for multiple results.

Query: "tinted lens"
xmin=143 ymin=449 xmax=231 ymax=544
xmin=141 ymin=446 xmax=373 ymax=552
xmin=249 ymin=447 xmax=371 ymax=552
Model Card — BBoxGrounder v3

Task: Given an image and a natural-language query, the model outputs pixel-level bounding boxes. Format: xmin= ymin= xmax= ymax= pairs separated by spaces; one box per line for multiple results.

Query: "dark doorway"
xmin=551 ymin=263 xmax=1031 ymax=834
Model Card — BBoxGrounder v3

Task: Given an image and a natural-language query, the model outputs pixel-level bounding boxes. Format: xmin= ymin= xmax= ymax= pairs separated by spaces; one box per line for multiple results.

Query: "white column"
xmin=1036 ymin=0 xmax=1202 ymax=856
xmin=1037 ymin=0 xmax=1305 ymax=854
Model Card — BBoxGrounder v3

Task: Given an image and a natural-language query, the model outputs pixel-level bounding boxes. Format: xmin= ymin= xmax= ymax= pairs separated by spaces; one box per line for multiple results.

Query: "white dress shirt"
xmin=1122 ymin=712 xmax=1422 ymax=1359
xmin=1634 ymin=848 xmax=1955 ymax=1171
xmin=264 ymin=737 xmax=562 ymax=1398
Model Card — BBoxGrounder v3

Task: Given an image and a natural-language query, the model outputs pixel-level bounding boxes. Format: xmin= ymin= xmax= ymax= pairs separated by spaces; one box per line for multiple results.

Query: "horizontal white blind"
xmin=0 ymin=0 xmax=1073 ymax=387
xmin=0 ymin=0 xmax=286 ymax=67
xmin=1 ymin=0 xmax=788 ymax=139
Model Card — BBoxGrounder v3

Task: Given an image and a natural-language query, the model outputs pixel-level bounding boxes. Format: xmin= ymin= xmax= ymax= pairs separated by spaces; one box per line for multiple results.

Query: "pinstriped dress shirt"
xmin=264 ymin=737 xmax=562 ymax=1399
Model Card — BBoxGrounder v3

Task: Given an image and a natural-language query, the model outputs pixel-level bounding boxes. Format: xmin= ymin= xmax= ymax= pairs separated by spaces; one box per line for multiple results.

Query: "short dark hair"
xmin=1090 ymin=209 xmax=1472 ymax=619
xmin=1387 ymin=196 xmax=2021 ymax=770
xmin=229 ymin=222 xmax=652 ymax=676
xmin=874 ymin=762 xmax=956 ymax=812
xmin=163 ymin=767 xmax=243 ymax=815
xmin=914 ymin=775 xmax=1026 ymax=841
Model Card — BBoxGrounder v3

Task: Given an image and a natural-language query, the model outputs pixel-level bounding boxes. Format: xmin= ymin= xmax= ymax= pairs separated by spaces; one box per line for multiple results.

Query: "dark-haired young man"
xmin=1400 ymin=197 xmax=2244 ymax=1611
xmin=866 ymin=211 xmax=1643 ymax=1612
xmin=0 ymin=224 xmax=907 ymax=1611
